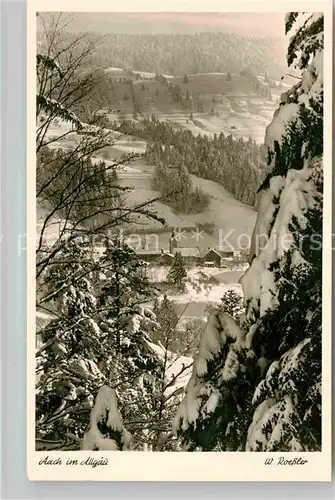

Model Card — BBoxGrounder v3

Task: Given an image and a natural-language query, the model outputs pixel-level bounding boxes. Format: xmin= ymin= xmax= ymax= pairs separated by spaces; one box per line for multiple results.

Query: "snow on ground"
xmin=144 ymin=264 xmax=246 ymax=287
xmin=116 ymin=159 xmax=257 ymax=241
xmin=105 ymin=67 xmax=174 ymax=79
xmin=145 ymin=266 xmax=169 ymax=283
xmin=111 ymin=142 xmax=147 ymax=154
xmin=105 ymin=66 xmax=124 ymax=72
xmin=187 ymin=72 xmax=228 ymax=77
xmin=168 ymin=281 xmax=242 ymax=305
xmin=133 ymin=70 xmax=174 ymax=79
xmin=187 ymin=267 xmax=228 ymax=280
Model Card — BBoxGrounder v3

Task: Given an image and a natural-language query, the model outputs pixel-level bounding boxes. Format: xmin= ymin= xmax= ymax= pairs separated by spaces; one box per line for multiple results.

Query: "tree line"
xmin=117 ymin=116 xmax=262 ymax=207
xmin=69 ymin=31 xmax=287 ymax=80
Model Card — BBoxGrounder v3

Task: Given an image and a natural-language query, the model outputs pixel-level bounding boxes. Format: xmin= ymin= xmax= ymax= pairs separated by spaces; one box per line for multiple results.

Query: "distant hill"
xmin=87 ymin=71 xmax=287 ymax=144
xmin=47 ymin=28 xmax=288 ymax=81
xmin=89 ymin=32 xmax=287 ymax=80
xmin=58 ymin=12 xmax=286 ymax=38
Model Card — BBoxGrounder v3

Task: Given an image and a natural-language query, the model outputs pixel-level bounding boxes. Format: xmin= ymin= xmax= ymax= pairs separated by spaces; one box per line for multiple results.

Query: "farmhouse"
xmin=218 ymin=246 xmax=235 ymax=258
xmin=136 ymin=249 xmax=174 ymax=265
xmin=201 ymin=248 xmax=222 ymax=267
xmin=201 ymin=247 xmax=234 ymax=267
xmin=176 ymin=247 xmax=201 ymax=266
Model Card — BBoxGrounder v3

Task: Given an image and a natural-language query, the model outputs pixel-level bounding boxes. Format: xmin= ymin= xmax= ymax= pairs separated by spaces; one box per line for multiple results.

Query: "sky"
xmin=43 ymin=12 xmax=287 ymax=38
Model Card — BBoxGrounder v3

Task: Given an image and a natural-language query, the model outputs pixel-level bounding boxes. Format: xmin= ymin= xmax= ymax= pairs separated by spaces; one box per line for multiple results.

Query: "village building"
xmin=132 ymin=230 xmax=244 ymax=269
xmin=200 ymin=247 xmax=236 ymax=267
xmin=176 ymin=247 xmax=201 ymax=266
xmin=168 ymin=230 xmax=202 ymax=266
xmin=157 ymin=251 xmax=174 ymax=266
xmin=136 ymin=248 xmax=174 ymax=266
xmin=217 ymin=246 xmax=235 ymax=259
xmin=201 ymin=248 xmax=223 ymax=267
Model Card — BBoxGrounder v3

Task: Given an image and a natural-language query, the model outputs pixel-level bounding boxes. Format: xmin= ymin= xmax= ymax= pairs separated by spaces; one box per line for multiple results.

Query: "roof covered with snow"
xmin=177 ymin=248 xmax=200 ymax=258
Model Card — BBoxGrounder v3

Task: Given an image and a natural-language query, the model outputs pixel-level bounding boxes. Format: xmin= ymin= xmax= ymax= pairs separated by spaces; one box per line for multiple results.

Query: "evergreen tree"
xmin=36 ymin=236 xmax=106 ymax=447
xmin=174 ymin=311 xmax=259 ymax=451
xmin=122 ymin=109 xmax=261 ymax=207
xmin=82 ymin=386 xmax=132 ymax=451
xmin=226 ymin=72 xmax=232 ymax=82
xmin=96 ymin=239 xmax=166 ymax=450
xmin=152 ymin=294 xmax=179 ymax=348
xmin=244 ymin=9 xmax=324 ymax=448
xmin=219 ymin=289 xmax=244 ymax=321
xmin=174 ymin=12 xmax=324 ymax=452
xmin=167 ymin=252 xmax=187 ymax=291
xmin=183 ymin=73 xmax=189 ymax=84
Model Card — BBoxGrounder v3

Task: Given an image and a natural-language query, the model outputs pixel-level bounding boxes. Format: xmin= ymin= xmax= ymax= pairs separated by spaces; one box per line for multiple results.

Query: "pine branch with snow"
xmin=174 ymin=311 xmax=258 ymax=451
xmin=241 ymin=12 xmax=324 ymax=451
xmin=36 ymin=236 xmax=107 ymax=444
xmin=174 ymin=12 xmax=324 ymax=452
xmin=82 ymin=386 xmax=132 ymax=450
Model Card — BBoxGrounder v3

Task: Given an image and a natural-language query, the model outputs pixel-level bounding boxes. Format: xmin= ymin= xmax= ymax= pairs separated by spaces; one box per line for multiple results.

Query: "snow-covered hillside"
xmin=38 ymin=114 xmax=257 ymax=249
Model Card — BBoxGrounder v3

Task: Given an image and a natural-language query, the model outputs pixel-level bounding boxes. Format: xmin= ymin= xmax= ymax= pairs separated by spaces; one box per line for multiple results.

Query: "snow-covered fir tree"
xmin=173 ymin=310 xmax=259 ymax=450
xmin=243 ymin=12 xmax=323 ymax=451
xmin=82 ymin=385 xmax=131 ymax=451
xmin=174 ymin=12 xmax=323 ymax=452
xmin=95 ymin=239 xmax=166 ymax=450
xmin=168 ymin=251 xmax=187 ymax=291
xmin=36 ymin=236 xmax=106 ymax=447
xmin=219 ymin=289 xmax=245 ymax=322
xmin=152 ymin=294 xmax=179 ymax=347
xmin=148 ymin=294 xmax=194 ymax=450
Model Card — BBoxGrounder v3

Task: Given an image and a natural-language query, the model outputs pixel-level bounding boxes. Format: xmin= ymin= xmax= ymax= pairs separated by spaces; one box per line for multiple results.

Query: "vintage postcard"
xmin=27 ymin=0 xmax=332 ymax=481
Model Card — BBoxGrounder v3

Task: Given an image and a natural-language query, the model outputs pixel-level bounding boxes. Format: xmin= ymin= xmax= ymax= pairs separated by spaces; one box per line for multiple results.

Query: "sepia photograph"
xmin=33 ymin=6 xmax=328 ymax=463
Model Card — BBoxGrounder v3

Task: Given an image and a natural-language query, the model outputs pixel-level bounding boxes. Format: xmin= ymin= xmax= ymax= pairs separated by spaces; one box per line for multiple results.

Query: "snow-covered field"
xmin=142 ymin=265 xmax=246 ymax=329
xmin=135 ymin=102 xmax=275 ymax=144
xmin=169 ymin=281 xmax=242 ymax=313
xmin=38 ymin=111 xmax=257 ymax=254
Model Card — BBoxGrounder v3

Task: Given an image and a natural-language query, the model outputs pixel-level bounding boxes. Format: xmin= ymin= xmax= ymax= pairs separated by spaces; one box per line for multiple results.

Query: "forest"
xmin=116 ymin=117 xmax=262 ymax=208
xmin=66 ymin=31 xmax=288 ymax=80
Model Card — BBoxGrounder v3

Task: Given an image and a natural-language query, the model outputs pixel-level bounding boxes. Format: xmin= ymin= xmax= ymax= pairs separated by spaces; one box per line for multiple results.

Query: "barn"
xmin=177 ymin=247 xmax=201 ymax=266
xmin=136 ymin=249 xmax=174 ymax=266
xmin=201 ymin=248 xmax=223 ymax=267
xmin=201 ymin=248 xmax=233 ymax=267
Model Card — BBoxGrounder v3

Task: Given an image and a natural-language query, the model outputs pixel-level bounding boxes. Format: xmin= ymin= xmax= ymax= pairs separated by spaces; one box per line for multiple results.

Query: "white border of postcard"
xmin=27 ymin=0 xmax=333 ymax=482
